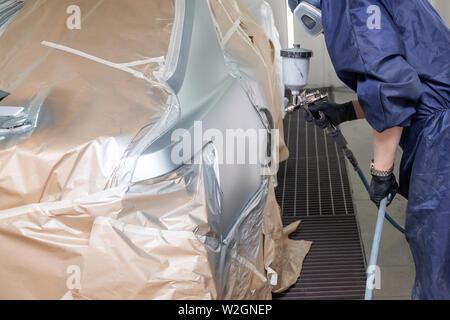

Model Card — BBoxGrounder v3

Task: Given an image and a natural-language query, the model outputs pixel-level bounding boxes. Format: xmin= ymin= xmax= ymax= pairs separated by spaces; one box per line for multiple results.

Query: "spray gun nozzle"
xmin=285 ymin=90 xmax=328 ymax=115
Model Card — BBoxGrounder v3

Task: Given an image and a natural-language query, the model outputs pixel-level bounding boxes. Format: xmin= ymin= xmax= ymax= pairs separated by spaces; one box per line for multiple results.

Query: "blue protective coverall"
xmin=291 ymin=0 xmax=450 ymax=299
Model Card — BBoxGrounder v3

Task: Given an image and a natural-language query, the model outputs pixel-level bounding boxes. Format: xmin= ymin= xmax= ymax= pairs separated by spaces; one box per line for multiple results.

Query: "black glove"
xmin=306 ymin=101 xmax=357 ymax=129
xmin=369 ymin=173 xmax=399 ymax=207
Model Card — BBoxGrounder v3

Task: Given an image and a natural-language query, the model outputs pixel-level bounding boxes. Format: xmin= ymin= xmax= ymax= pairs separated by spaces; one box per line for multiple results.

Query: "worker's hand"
xmin=369 ymin=173 xmax=399 ymax=207
xmin=306 ymin=101 xmax=357 ymax=129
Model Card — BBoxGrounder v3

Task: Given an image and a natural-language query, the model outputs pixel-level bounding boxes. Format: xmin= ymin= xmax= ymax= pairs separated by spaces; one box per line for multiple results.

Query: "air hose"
xmin=356 ymin=168 xmax=405 ymax=233
xmin=328 ymin=128 xmax=406 ymax=234
xmin=365 ymin=197 xmax=388 ymax=300
xmin=290 ymin=91 xmax=405 ymax=300
xmin=314 ymin=114 xmax=405 ymax=300
xmin=332 ymin=129 xmax=406 ymax=300
xmin=288 ymin=95 xmax=406 ymax=234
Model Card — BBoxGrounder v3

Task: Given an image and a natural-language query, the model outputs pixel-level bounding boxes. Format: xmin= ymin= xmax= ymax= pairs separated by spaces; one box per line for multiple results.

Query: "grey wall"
xmin=430 ymin=0 xmax=450 ymax=25
xmin=293 ymin=16 xmax=342 ymax=88
xmin=268 ymin=0 xmax=449 ymax=88
xmin=265 ymin=0 xmax=288 ymax=49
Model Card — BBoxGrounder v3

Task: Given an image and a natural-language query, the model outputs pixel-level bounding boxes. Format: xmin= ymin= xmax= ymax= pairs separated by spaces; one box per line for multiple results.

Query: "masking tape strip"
xmin=220 ymin=18 xmax=241 ymax=48
xmin=94 ymin=216 xmax=202 ymax=241
xmin=231 ymin=250 xmax=267 ymax=283
xmin=41 ymin=41 xmax=163 ymax=85
xmin=266 ymin=267 xmax=278 ymax=286
xmin=120 ymin=57 xmax=165 ymax=67
xmin=0 ymin=186 xmax=126 ymax=220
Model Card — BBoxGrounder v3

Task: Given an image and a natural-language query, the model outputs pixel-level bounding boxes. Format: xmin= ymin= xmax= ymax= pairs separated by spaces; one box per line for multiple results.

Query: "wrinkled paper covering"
xmin=0 ymin=0 xmax=309 ymax=299
xmin=0 ymin=0 xmax=176 ymax=210
xmin=263 ymin=180 xmax=312 ymax=293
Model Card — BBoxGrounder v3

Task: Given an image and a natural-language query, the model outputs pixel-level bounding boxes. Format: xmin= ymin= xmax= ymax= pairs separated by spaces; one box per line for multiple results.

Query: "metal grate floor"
xmin=273 ymin=97 xmax=366 ymax=300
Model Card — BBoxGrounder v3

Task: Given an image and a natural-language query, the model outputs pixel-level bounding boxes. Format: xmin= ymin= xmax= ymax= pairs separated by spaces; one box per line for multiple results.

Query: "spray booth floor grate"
xmin=273 ymin=106 xmax=367 ymax=300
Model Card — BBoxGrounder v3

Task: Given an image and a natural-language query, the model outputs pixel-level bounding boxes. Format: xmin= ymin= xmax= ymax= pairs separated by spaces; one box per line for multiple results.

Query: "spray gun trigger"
xmin=309 ymin=109 xmax=322 ymax=121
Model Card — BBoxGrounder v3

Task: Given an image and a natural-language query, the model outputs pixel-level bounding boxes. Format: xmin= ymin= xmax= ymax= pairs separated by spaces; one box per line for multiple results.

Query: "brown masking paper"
xmin=0 ymin=0 xmax=309 ymax=300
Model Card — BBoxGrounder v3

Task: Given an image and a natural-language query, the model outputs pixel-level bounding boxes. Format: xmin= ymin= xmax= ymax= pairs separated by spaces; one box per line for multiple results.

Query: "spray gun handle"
xmin=304 ymin=91 xmax=329 ymax=124
xmin=309 ymin=109 xmax=322 ymax=121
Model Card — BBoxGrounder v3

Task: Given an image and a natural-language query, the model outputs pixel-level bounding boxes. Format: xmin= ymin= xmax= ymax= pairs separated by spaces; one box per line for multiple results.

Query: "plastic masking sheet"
xmin=0 ymin=0 xmax=310 ymax=299
xmin=207 ymin=0 xmax=289 ymax=162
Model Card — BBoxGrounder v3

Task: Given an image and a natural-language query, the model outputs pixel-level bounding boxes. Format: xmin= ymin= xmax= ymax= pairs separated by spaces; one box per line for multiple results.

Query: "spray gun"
xmin=280 ymin=44 xmax=405 ymax=235
xmin=285 ymin=89 xmax=328 ymax=114
xmin=281 ymin=44 xmax=325 ymax=113
xmin=281 ymin=44 xmax=357 ymax=165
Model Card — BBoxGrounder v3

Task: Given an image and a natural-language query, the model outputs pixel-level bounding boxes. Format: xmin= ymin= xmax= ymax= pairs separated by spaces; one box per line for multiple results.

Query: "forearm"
xmin=373 ymin=127 xmax=403 ymax=171
xmin=352 ymin=100 xmax=365 ymax=119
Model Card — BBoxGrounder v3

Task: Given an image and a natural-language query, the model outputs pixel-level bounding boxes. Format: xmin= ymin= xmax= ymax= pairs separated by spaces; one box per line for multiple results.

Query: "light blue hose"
xmin=356 ymin=169 xmax=405 ymax=234
xmin=326 ymin=127 xmax=405 ymax=234
xmin=365 ymin=197 xmax=388 ymax=300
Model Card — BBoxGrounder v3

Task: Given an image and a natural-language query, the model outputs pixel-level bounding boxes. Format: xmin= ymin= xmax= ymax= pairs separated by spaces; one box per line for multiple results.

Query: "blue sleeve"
xmin=288 ymin=0 xmax=299 ymax=13
xmin=349 ymin=0 xmax=423 ymax=132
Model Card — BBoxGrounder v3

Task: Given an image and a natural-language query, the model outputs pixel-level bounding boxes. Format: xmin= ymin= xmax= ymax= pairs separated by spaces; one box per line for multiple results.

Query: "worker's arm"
xmin=369 ymin=126 xmax=402 ymax=207
xmin=373 ymin=126 xmax=402 ymax=171
xmin=319 ymin=99 xmax=399 ymax=169
xmin=343 ymin=1 xmax=421 ymax=207
xmin=352 ymin=100 xmax=365 ymax=120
